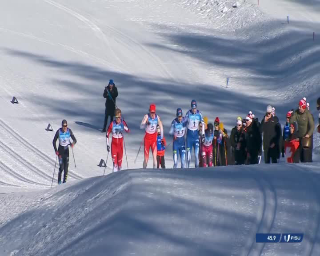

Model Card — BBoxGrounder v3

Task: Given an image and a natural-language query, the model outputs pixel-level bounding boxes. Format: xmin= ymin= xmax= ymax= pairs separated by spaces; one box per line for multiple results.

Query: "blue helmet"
xmin=191 ymin=100 xmax=197 ymax=109
xmin=176 ymin=108 xmax=183 ymax=117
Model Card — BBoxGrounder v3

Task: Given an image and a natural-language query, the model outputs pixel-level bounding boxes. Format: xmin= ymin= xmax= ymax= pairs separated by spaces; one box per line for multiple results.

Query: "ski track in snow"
xmin=0 ymin=27 xmax=123 ymax=71
xmin=0 ymin=118 xmax=82 ymax=188
xmin=247 ymin=170 xmax=277 ymax=256
xmin=0 ymin=160 xmax=44 ymax=186
xmin=291 ymin=164 xmax=320 ymax=256
xmin=0 ymin=119 xmax=83 ymax=180
xmin=44 ymin=0 xmax=177 ymax=82
xmin=43 ymin=0 xmax=125 ymax=68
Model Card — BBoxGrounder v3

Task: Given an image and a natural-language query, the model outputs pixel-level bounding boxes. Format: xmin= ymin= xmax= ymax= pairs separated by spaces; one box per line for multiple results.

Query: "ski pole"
xmin=123 ymin=135 xmax=129 ymax=169
xmin=71 ymin=146 xmax=77 ymax=168
xmin=134 ymin=138 xmax=144 ymax=164
xmin=51 ymin=155 xmax=58 ymax=188
xmin=107 ymin=89 xmax=118 ymax=109
xmin=104 ymin=151 xmax=109 ymax=175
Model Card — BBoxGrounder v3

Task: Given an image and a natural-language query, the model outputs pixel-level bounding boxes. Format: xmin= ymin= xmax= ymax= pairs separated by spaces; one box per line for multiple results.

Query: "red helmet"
xmin=286 ymin=111 xmax=292 ymax=118
xmin=149 ymin=104 xmax=156 ymax=113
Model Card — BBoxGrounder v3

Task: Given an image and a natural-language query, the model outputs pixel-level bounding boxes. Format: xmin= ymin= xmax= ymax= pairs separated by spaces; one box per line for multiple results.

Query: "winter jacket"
xmin=290 ymin=109 xmax=314 ymax=138
xmin=230 ymin=126 xmax=246 ymax=165
xmin=260 ymin=115 xmax=281 ymax=152
xmin=213 ymin=128 xmax=228 ymax=166
xmin=281 ymin=122 xmax=290 ymax=154
xmin=103 ymin=85 xmax=118 ymax=115
xmin=245 ymin=120 xmax=262 ymax=156
xmin=157 ymin=135 xmax=166 ymax=156
xmin=231 ymin=127 xmax=246 ymax=151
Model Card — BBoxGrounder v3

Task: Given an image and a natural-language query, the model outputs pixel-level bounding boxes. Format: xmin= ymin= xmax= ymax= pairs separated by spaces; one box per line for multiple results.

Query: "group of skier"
xmin=51 ymin=78 xmax=320 ymax=184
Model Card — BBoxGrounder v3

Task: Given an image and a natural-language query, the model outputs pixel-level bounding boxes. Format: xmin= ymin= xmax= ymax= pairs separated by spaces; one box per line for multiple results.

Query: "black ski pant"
xmin=58 ymin=156 xmax=69 ymax=183
xmin=299 ymin=146 xmax=312 ymax=162
xmin=247 ymin=152 xmax=259 ymax=165
xmin=103 ymin=108 xmax=114 ymax=131
xmin=234 ymin=149 xmax=245 ymax=165
xmin=264 ymin=147 xmax=278 ymax=164
xmin=157 ymin=155 xmax=165 ymax=169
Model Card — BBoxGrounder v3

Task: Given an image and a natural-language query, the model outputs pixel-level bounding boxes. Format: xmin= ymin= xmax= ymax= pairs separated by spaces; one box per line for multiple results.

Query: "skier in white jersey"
xmin=140 ymin=104 xmax=164 ymax=168
xmin=184 ymin=100 xmax=204 ymax=168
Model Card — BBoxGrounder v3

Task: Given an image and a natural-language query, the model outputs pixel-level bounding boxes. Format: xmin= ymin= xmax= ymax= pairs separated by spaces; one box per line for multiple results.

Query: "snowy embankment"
xmin=0 ymin=0 xmax=320 ymax=255
xmin=1 ymin=165 xmax=320 ymax=256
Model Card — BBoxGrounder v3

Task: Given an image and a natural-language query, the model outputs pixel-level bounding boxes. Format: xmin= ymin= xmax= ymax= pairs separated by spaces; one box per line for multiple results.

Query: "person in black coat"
xmin=260 ymin=105 xmax=281 ymax=164
xmin=244 ymin=115 xmax=262 ymax=165
xmin=102 ymin=79 xmax=118 ymax=132
xmin=230 ymin=119 xmax=246 ymax=165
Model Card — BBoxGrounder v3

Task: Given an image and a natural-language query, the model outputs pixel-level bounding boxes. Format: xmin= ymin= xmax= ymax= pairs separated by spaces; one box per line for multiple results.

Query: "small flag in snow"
xmin=98 ymin=159 xmax=106 ymax=167
xmin=46 ymin=123 xmax=53 ymax=131
xmin=11 ymin=97 xmax=18 ymax=104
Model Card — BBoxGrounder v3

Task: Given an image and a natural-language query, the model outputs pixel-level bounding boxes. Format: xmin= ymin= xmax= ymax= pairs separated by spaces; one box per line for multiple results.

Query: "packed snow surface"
xmin=0 ymin=0 xmax=320 ymax=255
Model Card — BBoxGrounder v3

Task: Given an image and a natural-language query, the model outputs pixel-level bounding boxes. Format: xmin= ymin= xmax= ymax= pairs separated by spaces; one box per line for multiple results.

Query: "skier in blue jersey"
xmin=53 ymin=120 xmax=77 ymax=184
xmin=184 ymin=100 xmax=205 ymax=168
xmin=169 ymin=108 xmax=187 ymax=168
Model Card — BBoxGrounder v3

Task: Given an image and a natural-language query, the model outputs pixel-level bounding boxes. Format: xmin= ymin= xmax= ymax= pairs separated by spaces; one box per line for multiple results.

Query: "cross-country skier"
xmin=106 ymin=109 xmax=130 ymax=172
xmin=201 ymin=123 xmax=214 ymax=167
xmin=140 ymin=104 xmax=164 ymax=168
xmin=169 ymin=108 xmax=187 ymax=168
xmin=184 ymin=100 xmax=204 ymax=168
xmin=53 ymin=119 xmax=77 ymax=184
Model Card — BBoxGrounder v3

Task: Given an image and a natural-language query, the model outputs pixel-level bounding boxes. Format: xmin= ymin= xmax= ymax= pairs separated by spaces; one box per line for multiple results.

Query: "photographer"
xmin=102 ymin=79 xmax=118 ymax=132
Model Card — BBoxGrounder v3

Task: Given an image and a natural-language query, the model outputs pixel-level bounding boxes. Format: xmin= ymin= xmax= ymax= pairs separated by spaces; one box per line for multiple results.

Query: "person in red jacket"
xmin=284 ymin=122 xmax=300 ymax=163
xmin=140 ymin=104 xmax=164 ymax=169
xmin=106 ymin=109 xmax=129 ymax=172
xmin=156 ymin=125 xmax=166 ymax=169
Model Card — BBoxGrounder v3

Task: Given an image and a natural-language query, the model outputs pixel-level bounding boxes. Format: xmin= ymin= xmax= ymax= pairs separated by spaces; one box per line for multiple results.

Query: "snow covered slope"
xmin=0 ymin=0 xmax=320 ymax=255
xmin=0 ymin=0 xmax=319 ymax=183
xmin=1 ymin=166 xmax=320 ymax=256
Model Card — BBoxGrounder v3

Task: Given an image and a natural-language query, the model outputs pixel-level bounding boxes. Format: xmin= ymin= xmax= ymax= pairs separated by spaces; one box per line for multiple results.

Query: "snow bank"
xmin=1 ymin=165 xmax=320 ymax=255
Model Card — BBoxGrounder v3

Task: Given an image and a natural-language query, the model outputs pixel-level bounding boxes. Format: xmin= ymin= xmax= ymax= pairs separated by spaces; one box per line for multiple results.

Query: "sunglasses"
xmin=115 ymin=116 xmax=121 ymax=119
xmin=150 ymin=112 xmax=155 ymax=114
xmin=237 ymin=124 xmax=242 ymax=127
xmin=63 ymin=125 xmax=67 ymax=127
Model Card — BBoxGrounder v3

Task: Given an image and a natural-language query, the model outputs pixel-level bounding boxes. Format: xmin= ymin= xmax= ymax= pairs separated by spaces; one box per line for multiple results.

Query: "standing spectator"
xmin=281 ymin=110 xmax=293 ymax=157
xmin=213 ymin=117 xmax=228 ymax=166
xmin=102 ymin=79 xmax=118 ymax=132
xmin=244 ymin=115 xmax=262 ymax=165
xmin=260 ymin=105 xmax=281 ymax=164
xmin=290 ymin=99 xmax=315 ymax=162
xmin=230 ymin=119 xmax=246 ymax=165
xmin=156 ymin=125 xmax=166 ymax=169
xmin=317 ymin=97 xmax=320 ymax=133
xmin=284 ymin=122 xmax=300 ymax=163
